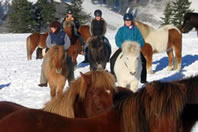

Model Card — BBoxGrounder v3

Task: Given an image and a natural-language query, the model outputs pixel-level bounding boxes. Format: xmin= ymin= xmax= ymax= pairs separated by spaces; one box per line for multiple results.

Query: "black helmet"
xmin=94 ymin=9 xmax=102 ymax=17
xmin=67 ymin=9 xmax=73 ymax=14
xmin=123 ymin=13 xmax=134 ymax=21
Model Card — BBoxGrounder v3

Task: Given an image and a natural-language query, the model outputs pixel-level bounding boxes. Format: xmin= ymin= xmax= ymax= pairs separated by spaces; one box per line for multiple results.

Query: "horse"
xmin=181 ymin=12 xmax=198 ymax=36
xmin=87 ymin=36 xmax=111 ymax=70
xmin=43 ymin=45 xmax=74 ymax=98
xmin=134 ymin=21 xmax=182 ymax=74
xmin=0 ymin=80 xmax=186 ymax=132
xmin=173 ymin=75 xmax=198 ymax=104
xmin=26 ymin=32 xmax=48 ymax=60
xmin=64 ymin=21 xmax=82 ymax=65
xmin=112 ymin=41 xmax=142 ymax=92
xmin=43 ymin=70 xmax=117 ymax=118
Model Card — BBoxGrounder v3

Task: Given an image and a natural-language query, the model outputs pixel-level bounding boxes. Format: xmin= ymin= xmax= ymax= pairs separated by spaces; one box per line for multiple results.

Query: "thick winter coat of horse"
xmin=113 ymin=41 xmax=142 ymax=92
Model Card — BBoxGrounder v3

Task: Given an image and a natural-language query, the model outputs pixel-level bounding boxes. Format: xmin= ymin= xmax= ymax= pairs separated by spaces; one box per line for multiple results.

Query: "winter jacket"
xmin=46 ymin=29 xmax=71 ymax=50
xmin=90 ymin=18 xmax=106 ymax=36
xmin=62 ymin=16 xmax=80 ymax=29
xmin=115 ymin=25 xmax=144 ymax=48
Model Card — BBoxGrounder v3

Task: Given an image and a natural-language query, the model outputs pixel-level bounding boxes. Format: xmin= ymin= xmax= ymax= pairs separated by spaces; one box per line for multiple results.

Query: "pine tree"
xmin=161 ymin=0 xmax=193 ymax=28
xmin=67 ymin=0 xmax=91 ymax=24
xmin=161 ymin=2 xmax=173 ymax=25
xmin=36 ymin=0 xmax=56 ymax=30
xmin=171 ymin=0 xmax=193 ymax=28
xmin=8 ymin=0 xmax=36 ymax=33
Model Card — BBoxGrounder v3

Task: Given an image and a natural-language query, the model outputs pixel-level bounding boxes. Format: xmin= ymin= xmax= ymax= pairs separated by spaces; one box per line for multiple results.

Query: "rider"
xmin=110 ymin=13 xmax=147 ymax=84
xmin=80 ymin=9 xmax=111 ymax=64
xmin=38 ymin=20 xmax=72 ymax=87
xmin=62 ymin=9 xmax=85 ymax=46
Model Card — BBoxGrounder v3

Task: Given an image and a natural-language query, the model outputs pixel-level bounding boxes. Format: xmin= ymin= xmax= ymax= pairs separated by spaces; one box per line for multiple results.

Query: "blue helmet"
xmin=123 ymin=13 xmax=134 ymax=21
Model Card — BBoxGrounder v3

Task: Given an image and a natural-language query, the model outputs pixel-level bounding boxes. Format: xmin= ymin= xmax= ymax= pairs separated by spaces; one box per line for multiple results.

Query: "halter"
xmin=119 ymin=53 xmax=136 ymax=76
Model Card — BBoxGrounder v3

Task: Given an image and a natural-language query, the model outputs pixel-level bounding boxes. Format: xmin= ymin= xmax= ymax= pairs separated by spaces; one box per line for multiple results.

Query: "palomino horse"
xmin=134 ymin=21 xmax=182 ymax=74
xmin=87 ymin=36 xmax=111 ymax=70
xmin=43 ymin=70 xmax=116 ymax=118
xmin=43 ymin=45 xmax=74 ymax=98
xmin=111 ymin=41 xmax=142 ymax=92
xmin=0 ymin=80 xmax=186 ymax=132
xmin=64 ymin=21 xmax=81 ymax=65
xmin=26 ymin=32 xmax=48 ymax=60
xmin=181 ymin=12 xmax=198 ymax=36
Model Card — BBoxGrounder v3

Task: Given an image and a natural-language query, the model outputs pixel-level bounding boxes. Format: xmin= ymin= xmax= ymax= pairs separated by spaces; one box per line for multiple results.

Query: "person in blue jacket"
xmin=110 ymin=13 xmax=147 ymax=83
xmin=38 ymin=21 xmax=73 ymax=87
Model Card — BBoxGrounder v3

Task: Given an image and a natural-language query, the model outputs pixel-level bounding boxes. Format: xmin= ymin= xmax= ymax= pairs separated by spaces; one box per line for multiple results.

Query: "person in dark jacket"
xmin=38 ymin=21 xmax=72 ymax=87
xmin=110 ymin=13 xmax=147 ymax=84
xmin=79 ymin=9 xmax=111 ymax=64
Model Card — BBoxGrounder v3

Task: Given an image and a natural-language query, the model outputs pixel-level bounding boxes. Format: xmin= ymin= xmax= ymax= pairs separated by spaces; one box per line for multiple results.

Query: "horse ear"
xmin=80 ymin=72 xmax=91 ymax=85
xmin=146 ymin=82 xmax=155 ymax=96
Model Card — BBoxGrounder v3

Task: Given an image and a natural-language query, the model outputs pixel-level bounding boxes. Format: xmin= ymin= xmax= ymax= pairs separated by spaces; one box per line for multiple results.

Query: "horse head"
xmin=63 ymin=21 xmax=78 ymax=43
xmin=87 ymin=36 xmax=109 ymax=70
xmin=181 ymin=12 xmax=198 ymax=33
xmin=121 ymin=41 xmax=142 ymax=76
xmin=48 ymin=45 xmax=66 ymax=73
xmin=75 ymin=71 xmax=117 ymax=117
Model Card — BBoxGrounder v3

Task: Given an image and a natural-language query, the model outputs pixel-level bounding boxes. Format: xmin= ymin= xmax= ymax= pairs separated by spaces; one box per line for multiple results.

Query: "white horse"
xmin=114 ymin=41 xmax=142 ymax=92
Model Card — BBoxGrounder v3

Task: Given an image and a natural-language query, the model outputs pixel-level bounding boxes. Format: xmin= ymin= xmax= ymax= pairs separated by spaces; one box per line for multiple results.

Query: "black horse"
xmin=87 ymin=36 xmax=111 ymax=71
xmin=181 ymin=12 xmax=198 ymax=35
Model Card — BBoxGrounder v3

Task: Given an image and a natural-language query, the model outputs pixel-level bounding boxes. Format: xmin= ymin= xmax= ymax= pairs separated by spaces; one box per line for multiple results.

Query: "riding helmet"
xmin=123 ymin=13 xmax=134 ymax=21
xmin=94 ymin=9 xmax=102 ymax=17
xmin=67 ymin=9 xmax=73 ymax=14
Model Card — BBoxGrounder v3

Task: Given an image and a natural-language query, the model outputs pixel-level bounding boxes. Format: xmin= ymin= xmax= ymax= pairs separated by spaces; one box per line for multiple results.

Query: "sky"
xmin=0 ymin=0 xmax=198 ymax=131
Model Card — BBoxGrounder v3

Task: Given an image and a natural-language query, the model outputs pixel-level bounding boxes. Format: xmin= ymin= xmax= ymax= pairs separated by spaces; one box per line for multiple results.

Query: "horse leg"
xmin=49 ymin=84 xmax=56 ymax=98
xmin=56 ymin=83 xmax=65 ymax=97
xmin=166 ymin=49 xmax=174 ymax=71
xmin=36 ymin=48 xmax=43 ymax=59
xmin=142 ymin=43 xmax=153 ymax=74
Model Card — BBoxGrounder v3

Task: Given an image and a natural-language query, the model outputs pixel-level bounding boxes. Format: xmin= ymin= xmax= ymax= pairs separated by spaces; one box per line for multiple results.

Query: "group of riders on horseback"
xmin=38 ymin=9 xmax=147 ymax=87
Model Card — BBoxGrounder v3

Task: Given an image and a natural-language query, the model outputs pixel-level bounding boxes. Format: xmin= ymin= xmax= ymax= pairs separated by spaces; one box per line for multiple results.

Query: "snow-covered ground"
xmin=0 ymin=0 xmax=198 ymax=131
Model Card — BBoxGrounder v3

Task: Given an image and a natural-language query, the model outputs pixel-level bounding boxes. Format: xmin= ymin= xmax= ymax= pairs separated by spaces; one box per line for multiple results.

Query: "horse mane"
xmin=134 ymin=21 xmax=155 ymax=38
xmin=122 ymin=41 xmax=141 ymax=56
xmin=87 ymin=36 xmax=102 ymax=49
xmin=43 ymin=71 xmax=116 ymax=118
xmin=115 ymin=81 xmax=186 ymax=132
xmin=63 ymin=21 xmax=77 ymax=43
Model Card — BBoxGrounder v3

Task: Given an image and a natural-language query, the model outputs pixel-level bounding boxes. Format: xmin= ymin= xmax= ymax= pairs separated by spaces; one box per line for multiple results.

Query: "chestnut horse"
xmin=43 ymin=70 xmax=117 ymax=118
xmin=63 ymin=21 xmax=81 ymax=65
xmin=134 ymin=21 xmax=182 ymax=74
xmin=0 ymin=71 xmax=118 ymax=121
xmin=181 ymin=12 xmax=198 ymax=36
xmin=26 ymin=32 xmax=48 ymax=60
xmin=0 ymin=80 xmax=186 ymax=132
xmin=78 ymin=25 xmax=91 ymax=43
xmin=43 ymin=45 xmax=74 ymax=98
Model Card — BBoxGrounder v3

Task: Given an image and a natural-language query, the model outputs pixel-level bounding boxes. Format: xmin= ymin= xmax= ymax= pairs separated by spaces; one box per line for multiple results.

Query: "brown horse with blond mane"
xmin=0 ymin=79 xmax=186 ymax=132
xmin=43 ymin=70 xmax=116 ymax=118
xmin=134 ymin=21 xmax=182 ymax=74
xmin=26 ymin=32 xmax=48 ymax=60
xmin=43 ymin=45 xmax=74 ymax=98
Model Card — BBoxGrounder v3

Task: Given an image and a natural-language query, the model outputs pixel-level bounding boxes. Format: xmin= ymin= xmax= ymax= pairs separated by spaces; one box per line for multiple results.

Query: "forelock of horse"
xmin=122 ymin=41 xmax=141 ymax=56
xmin=145 ymin=81 xmax=186 ymax=120
xmin=63 ymin=21 xmax=75 ymax=28
xmin=87 ymin=36 xmax=101 ymax=49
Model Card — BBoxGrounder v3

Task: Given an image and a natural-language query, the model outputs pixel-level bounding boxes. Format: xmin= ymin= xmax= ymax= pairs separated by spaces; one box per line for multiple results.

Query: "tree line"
xmin=8 ymin=0 xmax=90 ymax=33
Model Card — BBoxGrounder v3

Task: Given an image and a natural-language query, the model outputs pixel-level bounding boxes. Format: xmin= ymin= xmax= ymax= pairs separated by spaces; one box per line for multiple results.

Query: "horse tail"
xmin=26 ymin=36 xmax=32 ymax=60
